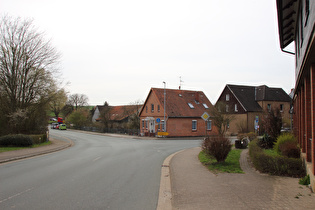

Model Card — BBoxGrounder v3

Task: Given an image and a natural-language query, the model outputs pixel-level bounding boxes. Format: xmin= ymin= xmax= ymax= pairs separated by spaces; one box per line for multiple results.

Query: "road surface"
xmin=0 ymin=129 xmax=201 ymax=210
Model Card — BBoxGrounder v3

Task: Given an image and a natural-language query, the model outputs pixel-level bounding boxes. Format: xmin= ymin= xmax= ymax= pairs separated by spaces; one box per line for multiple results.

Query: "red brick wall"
xmin=167 ymin=118 xmax=218 ymax=137
xmin=305 ymin=76 xmax=312 ymax=162
xmin=311 ymin=64 xmax=315 ymax=174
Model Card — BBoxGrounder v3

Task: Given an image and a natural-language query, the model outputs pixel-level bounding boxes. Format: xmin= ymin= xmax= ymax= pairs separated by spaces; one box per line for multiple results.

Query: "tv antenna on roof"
xmin=179 ymin=76 xmax=184 ymax=90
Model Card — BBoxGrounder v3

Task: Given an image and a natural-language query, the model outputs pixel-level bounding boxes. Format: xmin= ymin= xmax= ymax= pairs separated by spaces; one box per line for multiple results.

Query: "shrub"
xmin=202 ymin=136 xmax=232 ymax=162
xmin=274 ymin=133 xmax=300 ymax=158
xmin=0 ymin=134 xmax=34 ymax=147
xmin=247 ymin=132 xmax=257 ymax=141
xmin=249 ymin=140 xmax=305 ymax=177
xmin=257 ymin=133 xmax=275 ymax=149
xmin=29 ymin=134 xmax=47 ymax=144
xmin=299 ymin=175 xmax=310 ymax=185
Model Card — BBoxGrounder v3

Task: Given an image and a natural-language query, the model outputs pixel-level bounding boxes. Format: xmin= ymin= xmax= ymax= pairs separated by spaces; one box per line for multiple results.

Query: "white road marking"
xmin=0 ymin=187 xmax=34 ymax=203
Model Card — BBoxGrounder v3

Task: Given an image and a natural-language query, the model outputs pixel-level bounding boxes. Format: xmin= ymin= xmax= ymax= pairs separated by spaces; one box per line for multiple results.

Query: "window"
xmin=142 ymin=119 xmax=144 ymax=129
xmin=145 ymin=120 xmax=148 ymax=129
xmin=151 ymin=104 xmax=154 ymax=112
xmin=235 ymin=104 xmax=238 ymax=112
xmin=146 ymin=106 xmax=148 ymax=113
xmin=280 ymin=104 xmax=283 ymax=112
xmin=203 ymin=103 xmax=209 ymax=109
xmin=207 ymin=120 xmax=212 ymax=130
xmin=192 ymin=120 xmax=197 ymax=131
xmin=226 ymin=94 xmax=230 ymax=101
xmin=158 ymin=105 xmax=160 ymax=112
xmin=226 ymin=105 xmax=229 ymax=113
xmin=188 ymin=103 xmax=194 ymax=109
xmin=267 ymin=104 xmax=271 ymax=112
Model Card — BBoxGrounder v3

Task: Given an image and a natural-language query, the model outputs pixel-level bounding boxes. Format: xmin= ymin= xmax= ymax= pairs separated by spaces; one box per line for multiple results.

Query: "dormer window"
xmin=188 ymin=103 xmax=194 ymax=109
xmin=203 ymin=103 xmax=209 ymax=109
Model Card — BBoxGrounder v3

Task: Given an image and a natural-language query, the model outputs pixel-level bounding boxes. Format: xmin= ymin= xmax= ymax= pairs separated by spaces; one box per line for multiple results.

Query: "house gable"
xmin=139 ymin=87 xmax=217 ymax=137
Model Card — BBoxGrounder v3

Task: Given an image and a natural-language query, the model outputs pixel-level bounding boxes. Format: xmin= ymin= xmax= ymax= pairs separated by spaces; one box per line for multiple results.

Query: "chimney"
xmin=195 ymin=92 xmax=200 ymax=103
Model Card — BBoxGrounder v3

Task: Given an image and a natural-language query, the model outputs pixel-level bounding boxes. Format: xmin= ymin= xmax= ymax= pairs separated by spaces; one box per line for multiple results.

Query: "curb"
xmin=0 ymin=138 xmax=73 ymax=164
xmin=157 ymin=150 xmax=184 ymax=210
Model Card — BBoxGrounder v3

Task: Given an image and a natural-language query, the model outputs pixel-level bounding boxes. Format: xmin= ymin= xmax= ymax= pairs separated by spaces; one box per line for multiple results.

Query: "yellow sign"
xmin=201 ymin=112 xmax=210 ymax=121
xmin=158 ymin=132 xmax=169 ymax=136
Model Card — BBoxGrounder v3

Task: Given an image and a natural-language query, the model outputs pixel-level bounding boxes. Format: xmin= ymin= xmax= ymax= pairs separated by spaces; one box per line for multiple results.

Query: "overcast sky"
xmin=1 ymin=0 xmax=295 ymax=106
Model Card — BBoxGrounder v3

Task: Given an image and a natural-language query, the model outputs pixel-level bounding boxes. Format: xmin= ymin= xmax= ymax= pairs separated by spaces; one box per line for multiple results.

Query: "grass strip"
xmin=0 ymin=141 xmax=52 ymax=153
xmin=199 ymin=149 xmax=244 ymax=174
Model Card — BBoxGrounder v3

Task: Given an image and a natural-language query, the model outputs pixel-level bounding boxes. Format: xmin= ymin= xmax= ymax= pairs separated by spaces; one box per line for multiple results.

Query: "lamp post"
xmin=163 ymin=81 xmax=166 ymax=132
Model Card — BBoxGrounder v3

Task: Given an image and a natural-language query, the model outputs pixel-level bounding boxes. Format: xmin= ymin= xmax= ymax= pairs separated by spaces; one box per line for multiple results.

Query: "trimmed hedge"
xmin=0 ymin=134 xmax=47 ymax=147
xmin=249 ymin=139 xmax=305 ymax=178
xmin=29 ymin=134 xmax=47 ymax=144
xmin=274 ymin=133 xmax=300 ymax=158
xmin=0 ymin=134 xmax=34 ymax=147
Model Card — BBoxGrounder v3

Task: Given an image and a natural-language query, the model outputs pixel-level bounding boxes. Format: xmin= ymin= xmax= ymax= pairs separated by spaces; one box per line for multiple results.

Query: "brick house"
xmin=276 ymin=0 xmax=315 ymax=190
xmin=92 ymin=104 xmax=142 ymax=125
xmin=139 ymin=88 xmax=218 ymax=137
xmin=216 ymin=84 xmax=292 ymax=135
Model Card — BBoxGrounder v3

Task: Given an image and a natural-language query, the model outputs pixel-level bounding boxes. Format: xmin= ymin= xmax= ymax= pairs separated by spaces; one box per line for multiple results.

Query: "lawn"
xmin=199 ymin=149 xmax=244 ymax=174
xmin=0 ymin=141 xmax=52 ymax=153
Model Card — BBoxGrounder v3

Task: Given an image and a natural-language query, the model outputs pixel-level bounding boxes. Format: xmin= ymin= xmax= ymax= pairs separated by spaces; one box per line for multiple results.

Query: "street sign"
xmin=201 ymin=112 xmax=210 ymax=121
xmin=156 ymin=118 xmax=161 ymax=123
xmin=158 ymin=132 xmax=169 ymax=136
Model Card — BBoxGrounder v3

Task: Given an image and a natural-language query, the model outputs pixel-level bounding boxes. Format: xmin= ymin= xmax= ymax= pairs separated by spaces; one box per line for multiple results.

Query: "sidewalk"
xmin=169 ymin=147 xmax=315 ymax=210
xmin=0 ymin=138 xmax=72 ymax=164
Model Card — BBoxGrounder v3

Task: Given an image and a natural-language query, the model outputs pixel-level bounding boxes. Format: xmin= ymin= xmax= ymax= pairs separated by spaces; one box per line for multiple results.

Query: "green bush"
xmin=29 ymin=134 xmax=47 ymax=144
xmin=274 ymin=133 xmax=300 ymax=158
xmin=0 ymin=134 xmax=34 ymax=147
xmin=299 ymin=175 xmax=310 ymax=185
xmin=202 ymin=136 xmax=232 ymax=162
xmin=257 ymin=133 xmax=275 ymax=149
xmin=249 ymin=139 xmax=305 ymax=178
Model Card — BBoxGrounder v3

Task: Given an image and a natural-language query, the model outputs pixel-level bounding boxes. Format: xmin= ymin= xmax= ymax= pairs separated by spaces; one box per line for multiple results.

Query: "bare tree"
xmin=127 ymin=100 xmax=143 ymax=129
xmin=68 ymin=93 xmax=89 ymax=110
xmin=0 ymin=16 xmax=60 ymax=134
xmin=50 ymin=88 xmax=68 ymax=118
xmin=211 ymin=101 xmax=234 ymax=136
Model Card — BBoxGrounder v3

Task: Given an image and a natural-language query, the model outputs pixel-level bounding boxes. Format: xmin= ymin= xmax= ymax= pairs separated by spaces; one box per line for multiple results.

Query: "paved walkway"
xmin=0 ymin=138 xmax=72 ymax=164
xmin=170 ymin=147 xmax=315 ymax=210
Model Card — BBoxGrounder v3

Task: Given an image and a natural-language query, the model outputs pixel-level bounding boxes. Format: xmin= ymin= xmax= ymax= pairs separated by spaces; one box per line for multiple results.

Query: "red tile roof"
xmin=97 ymin=105 xmax=142 ymax=121
xmin=140 ymin=88 xmax=215 ymax=118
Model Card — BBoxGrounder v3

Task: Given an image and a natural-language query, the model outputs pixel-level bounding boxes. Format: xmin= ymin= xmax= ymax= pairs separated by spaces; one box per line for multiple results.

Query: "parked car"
xmin=59 ymin=124 xmax=67 ymax=130
xmin=51 ymin=123 xmax=58 ymax=129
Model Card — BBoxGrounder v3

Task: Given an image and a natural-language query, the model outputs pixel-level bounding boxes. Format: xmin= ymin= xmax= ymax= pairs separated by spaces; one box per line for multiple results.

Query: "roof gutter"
xmin=281 ymin=48 xmax=295 ymax=55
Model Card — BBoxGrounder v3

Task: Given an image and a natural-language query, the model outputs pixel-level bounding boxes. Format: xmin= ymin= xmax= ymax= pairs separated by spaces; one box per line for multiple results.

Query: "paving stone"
xmin=170 ymin=147 xmax=315 ymax=210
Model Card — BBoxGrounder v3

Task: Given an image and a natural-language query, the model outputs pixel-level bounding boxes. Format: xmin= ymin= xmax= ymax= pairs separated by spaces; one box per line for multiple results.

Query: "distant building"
xmin=92 ymin=104 xmax=141 ymax=124
xmin=216 ymin=84 xmax=292 ymax=135
xmin=276 ymin=0 xmax=315 ymax=190
xmin=139 ymin=88 xmax=218 ymax=137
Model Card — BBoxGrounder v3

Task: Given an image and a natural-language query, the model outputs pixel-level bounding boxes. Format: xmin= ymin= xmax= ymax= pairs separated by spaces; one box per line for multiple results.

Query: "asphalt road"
xmin=0 ymin=129 xmax=201 ymax=210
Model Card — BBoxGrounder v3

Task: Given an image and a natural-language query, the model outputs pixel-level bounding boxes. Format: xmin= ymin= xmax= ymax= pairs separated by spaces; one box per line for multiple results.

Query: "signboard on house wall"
xmin=201 ymin=112 xmax=210 ymax=121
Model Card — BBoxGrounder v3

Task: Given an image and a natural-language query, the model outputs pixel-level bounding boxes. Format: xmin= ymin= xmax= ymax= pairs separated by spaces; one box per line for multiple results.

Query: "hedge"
xmin=249 ymin=139 xmax=305 ymax=178
xmin=0 ymin=134 xmax=47 ymax=147
xmin=29 ymin=134 xmax=47 ymax=144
